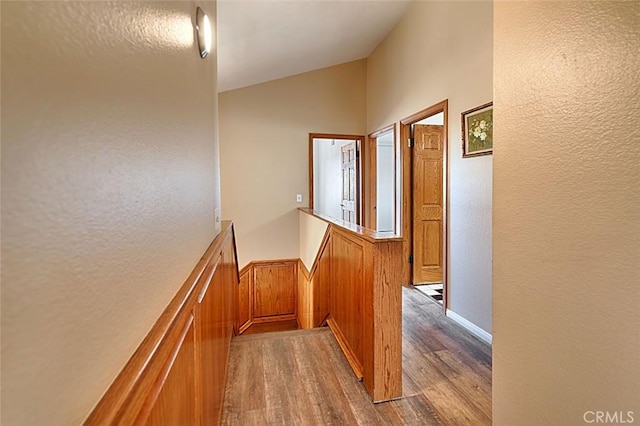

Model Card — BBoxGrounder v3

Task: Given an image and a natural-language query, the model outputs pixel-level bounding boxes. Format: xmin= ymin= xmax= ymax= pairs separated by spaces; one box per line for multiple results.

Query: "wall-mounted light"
xmin=196 ymin=7 xmax=212 ymax=58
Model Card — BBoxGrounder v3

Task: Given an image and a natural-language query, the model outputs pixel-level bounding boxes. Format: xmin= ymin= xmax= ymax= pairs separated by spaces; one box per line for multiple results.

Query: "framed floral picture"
xmin=462 ymin=102 xmax=493 ymax=158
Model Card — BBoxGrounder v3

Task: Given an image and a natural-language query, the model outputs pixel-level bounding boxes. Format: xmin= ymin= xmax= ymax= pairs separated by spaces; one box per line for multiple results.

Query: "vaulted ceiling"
xmin=217 ymin=0 xmax=412 ymax=92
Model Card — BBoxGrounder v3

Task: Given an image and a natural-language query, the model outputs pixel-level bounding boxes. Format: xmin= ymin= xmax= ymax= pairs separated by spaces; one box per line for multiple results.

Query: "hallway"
xmin=221 ymin=287 xmax=492 ymax=425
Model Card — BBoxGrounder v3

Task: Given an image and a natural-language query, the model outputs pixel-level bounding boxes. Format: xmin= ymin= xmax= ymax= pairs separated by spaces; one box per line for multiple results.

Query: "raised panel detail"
xmin=297 ymin=261 xmax=312 ymax=329
xmin=196 ymin=254 xmax=233 ymax=425
xmin=421 ymin=220 xmax=442 ymax=267
xmin=330 ymin=231 xmax=365 ymax=372
xmin=298 ymin=208 xmax=404 ymax=403
xmin=420 ymin=159 xmax=442 ymax=205
xmin=145 ymin=316 xmax=196 ymax=425
xmin=421 ymin=131 xmax=442 ymax=150
xmin=253 ymin=262 xmax=297 ymax=318
xmin=237 ymin=268 xmax=251 ymax=331
xmin=313 ymin=243 xmax=331 ymax=327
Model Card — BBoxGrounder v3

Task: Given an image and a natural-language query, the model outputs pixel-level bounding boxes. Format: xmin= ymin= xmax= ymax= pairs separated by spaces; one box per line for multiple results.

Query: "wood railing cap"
xmin=298 ymin=208 xmax=402 ymax=243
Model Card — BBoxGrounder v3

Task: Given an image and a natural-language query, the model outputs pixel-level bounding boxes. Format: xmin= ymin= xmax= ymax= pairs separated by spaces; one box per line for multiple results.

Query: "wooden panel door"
xmin=412 ymin=124 xmax=444 ymax=284
xmin=341 ymin=142 xmax=358 ymax=224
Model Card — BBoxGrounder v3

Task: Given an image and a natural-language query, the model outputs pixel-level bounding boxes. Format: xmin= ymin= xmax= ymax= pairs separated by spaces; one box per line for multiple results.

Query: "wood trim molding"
xmin=236 ymin=259 xmax=299 ymax=334
xmin=309 ymin=226 xmax=331 ymax=277
xmin=237 ymin=267 xmax=252 ymax=334
xmin=365 ymin=134 xmax=377 ymax=229
xmin=308 ymin=134 xmax=314 ymax=209
xmin=369 ymin=123 xmax=396 ymax=139
xmin=298 ymin=208 xmax=401 ymax=243
xmin=135 ymin=314 xmax=195 ymax=424
xmin=239 ymin=263 xmax=251 ymax=279
xmin=308 ymin=133 xmax=366 ymax=225
xmin=298 ymin=258 xmax=311 ymax=281
xmin=327 ymin=318 xmax=364 ymax=379
xmin=297 ymin=223 xmax=332 ymax=329
xmin=365 ymin=123 xmax=398 ymax=232
xmin=85 ymin=222 xmax=239 ymax=425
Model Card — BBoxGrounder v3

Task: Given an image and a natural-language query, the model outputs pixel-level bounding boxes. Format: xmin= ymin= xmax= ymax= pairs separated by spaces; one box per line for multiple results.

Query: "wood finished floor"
xmin=221 ymin=287 xmax=492 ymax=425
xmin=242 ymin=319 xmax=299 ymax=335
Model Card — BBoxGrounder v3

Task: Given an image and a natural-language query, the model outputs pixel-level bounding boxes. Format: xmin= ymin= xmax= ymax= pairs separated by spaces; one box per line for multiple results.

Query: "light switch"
xmin=296 ymin=194 xmax=303 ymax=203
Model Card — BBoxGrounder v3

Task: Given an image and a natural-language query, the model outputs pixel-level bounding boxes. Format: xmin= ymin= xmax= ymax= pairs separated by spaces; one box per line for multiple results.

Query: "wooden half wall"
xmin=298 ymin=208 xmax=404 ymax=402
xmin=85 ymin=222 xmax=239 ymax=425
xmin=85 ymin=214 xmax=402 ymax=424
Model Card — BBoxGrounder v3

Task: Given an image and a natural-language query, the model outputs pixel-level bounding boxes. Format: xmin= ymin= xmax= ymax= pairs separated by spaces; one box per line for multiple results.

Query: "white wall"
xmin=367 ymin=1 xmax=493 ymax=334
xmin=1 ymin=1 xmax=220 ymax=424
xmin=494 ymin=2 xmax=640 ymax=423
xmin=376 ymin=132 xmax=395 ymax=232
xmin=219 ymin=60 xmax=366 ymax=268
xmin=314 ymin=139 xmax=353 ymax=221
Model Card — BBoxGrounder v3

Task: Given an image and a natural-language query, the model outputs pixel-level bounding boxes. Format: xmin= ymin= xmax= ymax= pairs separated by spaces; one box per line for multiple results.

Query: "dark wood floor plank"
xmin=291 ymin=333 xmax=360 ymax=425
xmin=221 ymin=339 xmax=266 ymax=421
xmin=261 ymin=337 xmax=313 ymax=425
xmin=381 ymin=394 xmax=443 ymax=426
xmin=402 ymin=351 xmax=491 ymax=425
xmin=221 ymin=287 xmax=492 ymax=425
xmin=240 ymin=409 xmax=268 ymax=425
xmin=320 ymin=332 xmax=388 ymax=425
xmin=426 ymin=350 xmax=492 ymax=417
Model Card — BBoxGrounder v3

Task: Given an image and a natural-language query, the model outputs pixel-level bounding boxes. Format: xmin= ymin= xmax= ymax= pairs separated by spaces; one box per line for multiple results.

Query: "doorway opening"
xmin=400 ymin=100 xmax=448 ymax=309
xmin=309 ymin=134 xmax=365 ymax=225
xmin=365 ymin=124 xmax=399 ymax=233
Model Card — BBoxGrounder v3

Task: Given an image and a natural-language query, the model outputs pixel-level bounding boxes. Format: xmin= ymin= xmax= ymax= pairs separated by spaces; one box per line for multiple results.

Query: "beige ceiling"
xmin=217 ymin=0 xmax=412 ymax=92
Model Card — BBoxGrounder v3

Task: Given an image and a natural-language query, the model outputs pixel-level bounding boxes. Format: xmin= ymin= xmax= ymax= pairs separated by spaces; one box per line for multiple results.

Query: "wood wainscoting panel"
xmin=313 ymin=239 xmax=331 ymax=327
xmin=297 ymin=260 xmax=312 ymax=329
xmin=237 ymin=266 xmax=251 ymax=333
xmin=236 ymin=259 xmax=300 ymax=334
xmin=85 ymin=222 xmax=239 ymax=426
xmin=225 ymin=236 xmax=240 ymax=336
xmin=330 ymin=229 xmax=366 ymax=375
xmin=253 ymin=261 xmax=297 ymax=320
xmin=143 ymin=315 xmax=196 ymax=425
xmin=195 ymin=253 xmax=233 ymax=425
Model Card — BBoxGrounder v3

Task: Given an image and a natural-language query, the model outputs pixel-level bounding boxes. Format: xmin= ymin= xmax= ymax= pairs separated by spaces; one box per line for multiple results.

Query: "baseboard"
xmin=445 ymin=309 xmax=492 ymax=345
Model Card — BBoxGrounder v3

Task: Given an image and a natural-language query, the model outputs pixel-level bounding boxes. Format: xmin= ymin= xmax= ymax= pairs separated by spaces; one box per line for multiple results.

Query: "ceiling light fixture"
xmin=196 ymin=7 xmax=212 ymax=59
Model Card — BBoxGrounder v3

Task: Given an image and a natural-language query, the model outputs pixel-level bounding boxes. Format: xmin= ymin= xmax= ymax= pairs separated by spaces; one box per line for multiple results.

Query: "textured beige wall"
xmin=299 ymin=211 xmax=329 ymax=271
xmin=1 ymin=1 xmax=220 ymax=424
xmin=219 ymin=60 xmax=366 ymax=267
xmin=494 ymin=2 xmax=640 ymax=424
xmin=367 ymin=1 xmax=493 ymax=333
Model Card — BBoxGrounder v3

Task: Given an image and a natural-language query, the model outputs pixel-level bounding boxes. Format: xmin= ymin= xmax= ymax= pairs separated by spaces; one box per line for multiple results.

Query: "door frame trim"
xmin=399 ymin=100 xmax=449 ymax=310
xmin=309 ymin=133 xmax=366 ymax=225
xmin=365 ymin=124 xmax=397 ymax=230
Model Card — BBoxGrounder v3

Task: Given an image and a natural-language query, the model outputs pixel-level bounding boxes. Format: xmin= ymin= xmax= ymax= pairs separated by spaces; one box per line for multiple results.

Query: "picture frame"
xmin=461 ymin=102 xmax=493 ymax=158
